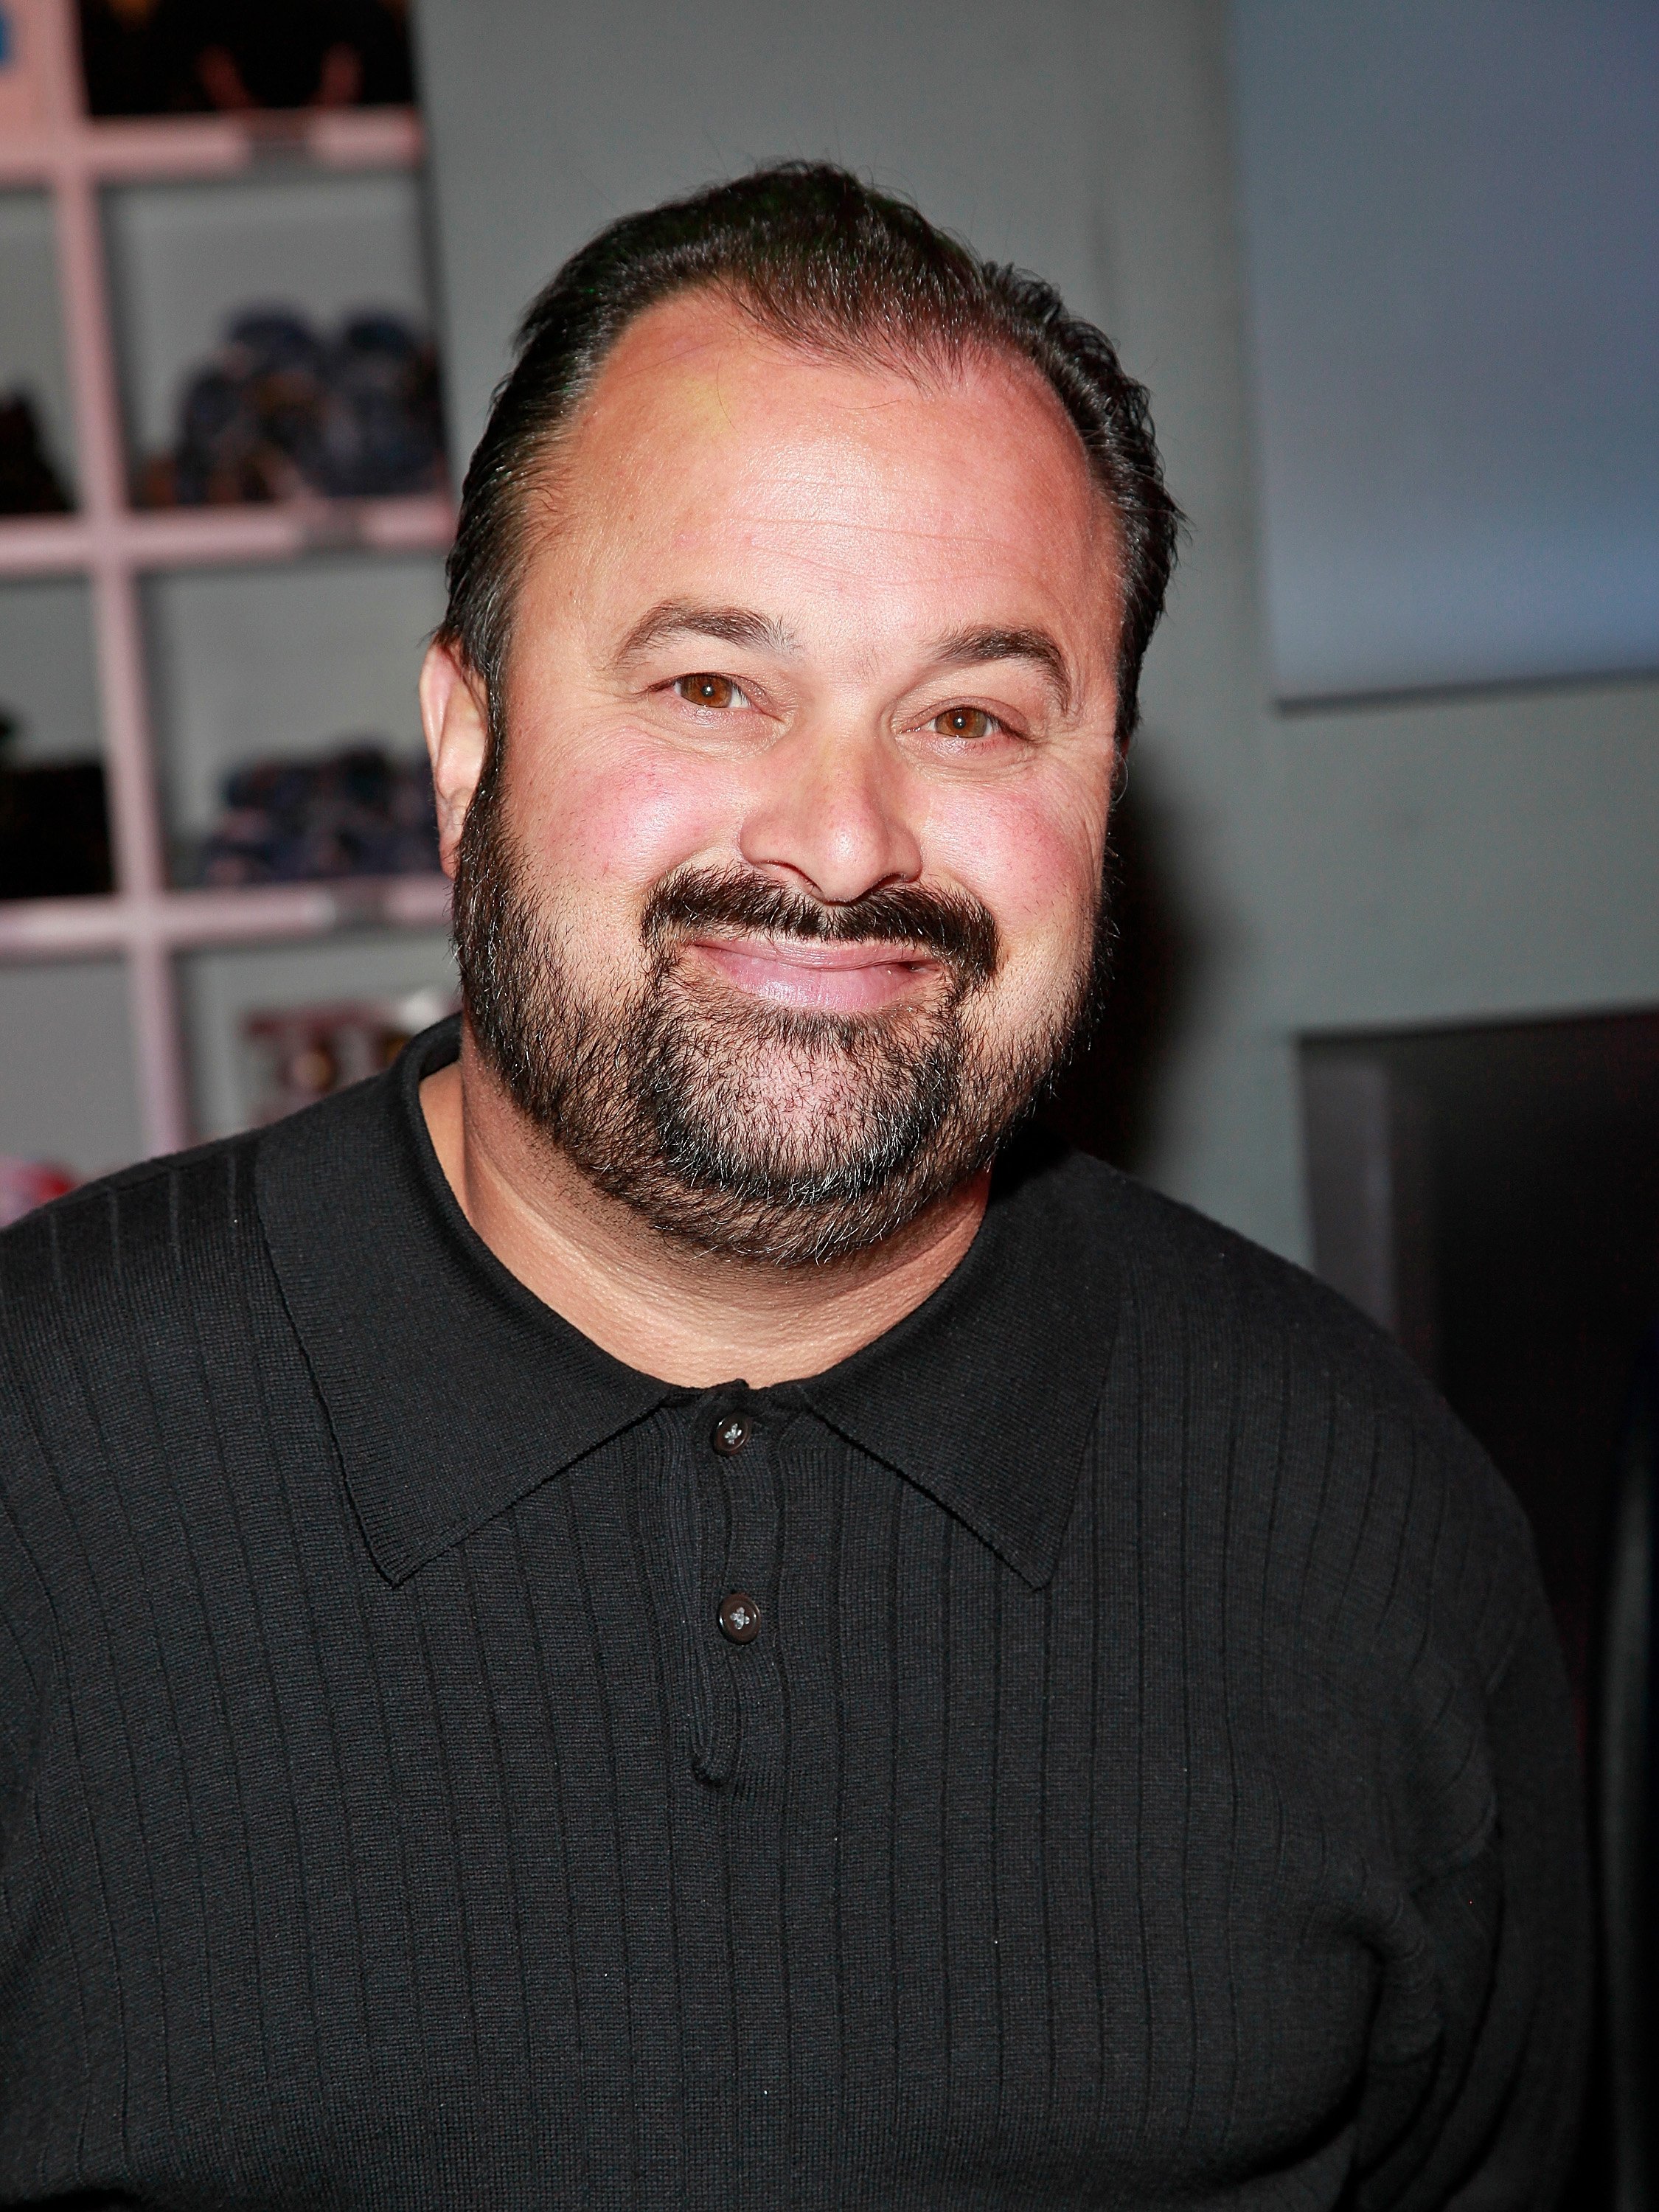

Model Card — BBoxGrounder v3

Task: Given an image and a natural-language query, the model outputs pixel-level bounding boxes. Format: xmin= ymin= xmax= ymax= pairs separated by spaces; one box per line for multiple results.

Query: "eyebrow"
xmin=611 ymin=601 xmax=1077 ymax=712
xmin=927 ymin=625 xmax=1077 ymax=713
xmin=611 ymin=599 xmax=799 ymax=665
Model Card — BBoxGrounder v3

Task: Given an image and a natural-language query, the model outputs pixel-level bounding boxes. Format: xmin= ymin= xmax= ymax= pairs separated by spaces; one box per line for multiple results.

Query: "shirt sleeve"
xmin=1360 ymin=1575 xmax=1592 ymax=2212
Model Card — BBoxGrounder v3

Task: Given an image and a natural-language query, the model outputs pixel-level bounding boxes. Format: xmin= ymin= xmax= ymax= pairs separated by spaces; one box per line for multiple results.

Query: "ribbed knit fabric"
xmin=0 ymin=1021 xmax=1587 ymax=2209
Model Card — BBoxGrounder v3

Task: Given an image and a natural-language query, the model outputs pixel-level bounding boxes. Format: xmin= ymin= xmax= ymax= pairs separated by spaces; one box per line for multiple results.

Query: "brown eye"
xmin=932 ymin=706 xmax=999 ymax=740
xmin=676 ymin=672 xmax=745 ymax=709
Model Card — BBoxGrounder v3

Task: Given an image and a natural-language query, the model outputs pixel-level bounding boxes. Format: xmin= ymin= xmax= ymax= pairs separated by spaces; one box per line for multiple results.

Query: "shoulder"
xmin=0 ymin=1130 xmax=281 ymax=1530
xmin=0 ymin=1063 xmax=421 ymax=1500
xmin=1051 ymin=1152 xmax=1553 ymax=1874
xmin=0 ymin=1096 xmax=369 ymax=1677
xmin=1057 ymin=1144 xmax=1477 ymax=1447
xmin=0 ymin=1126 xmax=260 ymax=1327
xmin=0 ymin=1080 xmax=383 ymax=1470
xmin=1051 ymin=1146 xmax=1538 ymax=1682
xmin=1040 ymin=1144 xmax=1402 ymax=1365
xmin=0 ymin=1061 xmax=397 ymax=1321
xmin=0 ymin=1134 xmax=261 ymax=1756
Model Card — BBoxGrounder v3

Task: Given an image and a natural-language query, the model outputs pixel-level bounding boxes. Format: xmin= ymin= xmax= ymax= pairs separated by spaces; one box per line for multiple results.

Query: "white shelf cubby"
xmin=0 ymin=0 xmax=454 ymax=1170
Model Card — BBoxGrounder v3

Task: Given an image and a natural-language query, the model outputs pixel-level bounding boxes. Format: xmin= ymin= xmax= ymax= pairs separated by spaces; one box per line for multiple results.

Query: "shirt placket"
xmin=667 ymin=1387 xmax=785 ymax=1790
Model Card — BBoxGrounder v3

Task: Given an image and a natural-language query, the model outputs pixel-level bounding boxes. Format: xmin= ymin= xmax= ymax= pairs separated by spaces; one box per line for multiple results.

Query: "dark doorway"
xmin=1301 ymin=1008 xmax=1659 ymax=1711
xmin=1302 ymin=1009 xmax=1659 ymax=2212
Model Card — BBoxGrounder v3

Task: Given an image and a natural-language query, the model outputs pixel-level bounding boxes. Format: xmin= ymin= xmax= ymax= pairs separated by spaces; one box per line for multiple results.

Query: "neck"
xmin=419 ymin=1032 xmax=990 ymax=1387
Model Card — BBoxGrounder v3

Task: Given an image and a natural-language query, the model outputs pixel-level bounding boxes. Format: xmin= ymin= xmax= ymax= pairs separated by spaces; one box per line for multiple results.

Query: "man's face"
xmin=431 ymin=290 xmax=1125 ymax=1263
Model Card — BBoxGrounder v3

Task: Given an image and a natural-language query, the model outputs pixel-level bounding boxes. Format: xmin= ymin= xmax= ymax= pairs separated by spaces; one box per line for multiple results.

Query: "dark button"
xmin=711 ymin=1412 xmax=749 ymax=1456
xmin=718 ymin=1591 xmax=761 ymax=1643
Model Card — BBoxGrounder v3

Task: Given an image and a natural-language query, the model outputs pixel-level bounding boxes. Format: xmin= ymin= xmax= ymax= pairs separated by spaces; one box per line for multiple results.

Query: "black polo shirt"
xmin=0 ymin=1017 xmax=1587 ymax=2208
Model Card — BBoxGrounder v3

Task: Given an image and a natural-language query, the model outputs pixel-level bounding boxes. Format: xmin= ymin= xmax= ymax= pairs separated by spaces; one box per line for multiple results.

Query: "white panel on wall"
xmin=1231 ymin=0 xmax=1659 ymax=700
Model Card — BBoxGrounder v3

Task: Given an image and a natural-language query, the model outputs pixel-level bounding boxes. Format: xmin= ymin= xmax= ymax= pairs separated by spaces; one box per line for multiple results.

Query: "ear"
xmin=420 ymin=638 xmax=491 ymax=877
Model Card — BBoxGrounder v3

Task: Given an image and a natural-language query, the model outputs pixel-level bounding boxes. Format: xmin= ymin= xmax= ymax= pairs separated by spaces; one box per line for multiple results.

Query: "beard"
xmin=451 ymin=768 xmax=1109 ymax=1267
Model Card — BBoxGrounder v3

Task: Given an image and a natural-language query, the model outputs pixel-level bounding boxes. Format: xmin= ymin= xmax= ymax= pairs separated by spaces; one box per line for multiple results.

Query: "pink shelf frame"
xmin=0 ymin=494 xmax=455 ymax=576
xmin=0 ymin=0 xmax=453 ymax=1158
xmin=0 ymin=103 xmax=424 ymax=189
xmin=0 ymin=875 xmax=453 ymax=959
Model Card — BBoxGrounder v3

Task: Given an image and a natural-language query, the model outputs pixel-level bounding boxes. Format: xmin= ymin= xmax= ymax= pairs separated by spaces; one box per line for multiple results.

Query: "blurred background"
xmin=0 ymin=1 xmax=1654 ymax=2198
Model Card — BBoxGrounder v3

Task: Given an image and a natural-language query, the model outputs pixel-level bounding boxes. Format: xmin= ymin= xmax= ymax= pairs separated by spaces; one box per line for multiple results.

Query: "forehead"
xmin=531 ymin=288 xmax=1120 ymax=636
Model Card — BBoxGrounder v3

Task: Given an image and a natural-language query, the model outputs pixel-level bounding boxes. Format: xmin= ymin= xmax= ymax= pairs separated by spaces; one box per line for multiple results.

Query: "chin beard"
xmin=451 ymin=779 xmax=1107 ymax=1267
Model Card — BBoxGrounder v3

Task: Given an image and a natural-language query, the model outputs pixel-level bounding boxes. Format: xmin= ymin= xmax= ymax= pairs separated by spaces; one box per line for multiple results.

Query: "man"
xmin=0 ymin=165 xmax=1585 ymax=2207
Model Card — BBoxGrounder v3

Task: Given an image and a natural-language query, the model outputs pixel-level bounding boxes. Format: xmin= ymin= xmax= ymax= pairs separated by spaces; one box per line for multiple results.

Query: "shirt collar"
xmin=257 ymin=1017 xmax=1123 ymax=1590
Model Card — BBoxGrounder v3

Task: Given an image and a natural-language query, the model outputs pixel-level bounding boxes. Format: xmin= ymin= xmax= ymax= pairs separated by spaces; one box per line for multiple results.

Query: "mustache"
xmin=641 ymin=864 xmax=1001 ymax=988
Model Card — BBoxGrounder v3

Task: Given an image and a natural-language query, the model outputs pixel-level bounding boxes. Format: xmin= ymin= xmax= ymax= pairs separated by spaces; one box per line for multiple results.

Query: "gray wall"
xmin=411 ymin=0 xmax=1659 ymax=1265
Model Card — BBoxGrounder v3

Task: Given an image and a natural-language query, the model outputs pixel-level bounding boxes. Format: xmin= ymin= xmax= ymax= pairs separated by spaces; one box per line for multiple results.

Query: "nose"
xmin=736 ymin=721 xmax=922 ymax=906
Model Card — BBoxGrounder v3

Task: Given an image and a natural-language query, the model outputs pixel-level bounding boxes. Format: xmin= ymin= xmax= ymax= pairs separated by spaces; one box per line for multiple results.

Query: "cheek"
xmin=923 ymin=776 xmax=1107 ymax=967
xmin=509 ymin=726 xmax=730 ymax=898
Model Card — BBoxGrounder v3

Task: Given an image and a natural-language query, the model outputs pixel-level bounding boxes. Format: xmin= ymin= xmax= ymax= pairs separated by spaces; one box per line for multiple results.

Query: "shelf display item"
xmin=139 ymin=305 xmax=445 ymax=508
xmin=0 ymin=391 xmax=72 ymax=515
xmin=0 ymin=707 xmax=111 ymax=900
xmin=0 ymin=1155 xmax=77 ymax=1226
xmin=198 ymin=737 xmax=439 ymax=886
xmin=77 ymin=0 xmax=414 ymax=119
xmin=243 ymin=984 xmax=452 ymax=1121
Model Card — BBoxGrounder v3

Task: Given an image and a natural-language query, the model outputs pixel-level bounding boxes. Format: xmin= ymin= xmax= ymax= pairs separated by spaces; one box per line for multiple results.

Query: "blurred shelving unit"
xmin=0 ymin=0 xmax=453 ymax=1162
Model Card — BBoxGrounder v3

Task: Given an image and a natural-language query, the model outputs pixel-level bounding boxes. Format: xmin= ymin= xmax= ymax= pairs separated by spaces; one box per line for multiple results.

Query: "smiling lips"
xmin=689 ymin=933 xmax=940 ymax=1014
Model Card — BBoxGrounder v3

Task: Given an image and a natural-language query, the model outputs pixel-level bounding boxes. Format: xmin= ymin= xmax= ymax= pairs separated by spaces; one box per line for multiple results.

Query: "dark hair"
xmin=438 ymin=160 xmax=1180 ymax=744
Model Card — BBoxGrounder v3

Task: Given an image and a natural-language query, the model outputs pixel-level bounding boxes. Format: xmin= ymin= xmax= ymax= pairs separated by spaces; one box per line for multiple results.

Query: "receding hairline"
xmin=445 ymin=274 xmax=1125 ymax=686
xmin=437 ymin=161 xmax=1178 ymax=758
